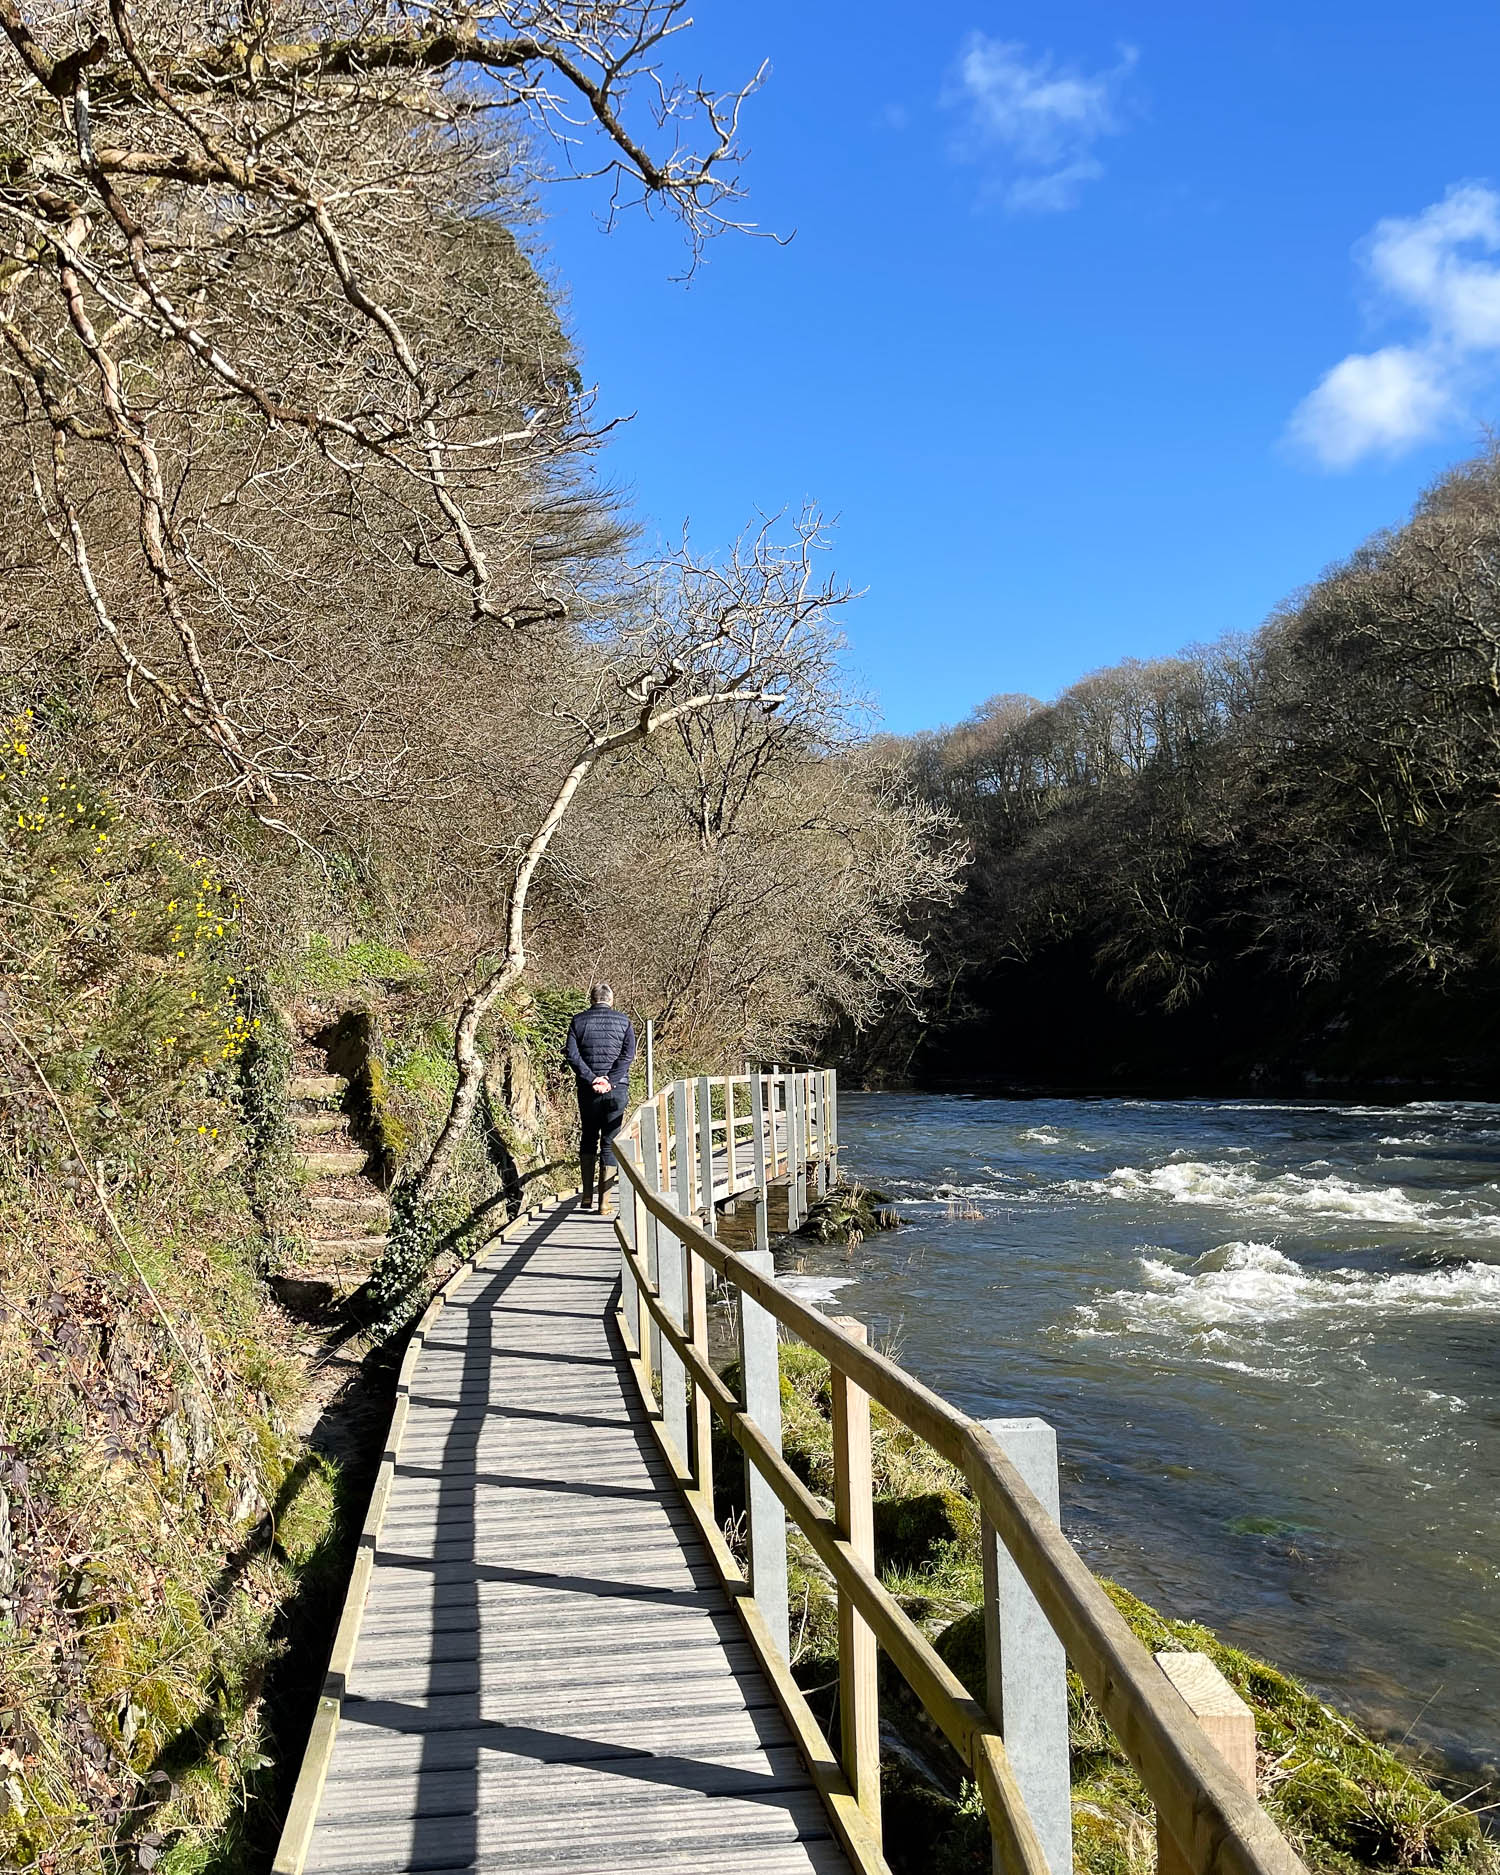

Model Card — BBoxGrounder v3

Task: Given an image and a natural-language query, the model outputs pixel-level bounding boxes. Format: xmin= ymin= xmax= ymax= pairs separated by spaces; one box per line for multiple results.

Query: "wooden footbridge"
xmin=275 ymin=1071 xmax=1307 ymax=1875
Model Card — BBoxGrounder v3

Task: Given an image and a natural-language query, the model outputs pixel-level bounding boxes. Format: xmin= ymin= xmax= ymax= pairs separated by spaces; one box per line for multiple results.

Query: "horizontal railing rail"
xmin=611 ymin=1069 xmax=1307 ymax=1875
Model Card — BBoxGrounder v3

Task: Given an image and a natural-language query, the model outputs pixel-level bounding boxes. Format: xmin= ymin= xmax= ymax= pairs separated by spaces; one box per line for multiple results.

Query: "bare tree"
xmin=411 ymin=513 xmax=850 ymax=1199
xmin=0 ymin=0 xmax=759 ymax=819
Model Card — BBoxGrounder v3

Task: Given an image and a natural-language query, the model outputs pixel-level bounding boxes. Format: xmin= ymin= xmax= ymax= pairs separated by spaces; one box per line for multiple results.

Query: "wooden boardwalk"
xmin=302 ymin=1199 xmax=851 ymax=1875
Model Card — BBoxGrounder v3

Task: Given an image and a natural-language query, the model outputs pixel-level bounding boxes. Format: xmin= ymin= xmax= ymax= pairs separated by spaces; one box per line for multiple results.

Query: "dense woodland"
xmin=848 ymin=449 xmax=1500 ymax=1094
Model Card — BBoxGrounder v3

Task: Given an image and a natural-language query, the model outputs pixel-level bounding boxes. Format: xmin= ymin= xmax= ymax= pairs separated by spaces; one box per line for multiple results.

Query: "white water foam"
xmin=1059 ymin=1159 xmax=1500 ymax=1233
xmin=778 ymin=1274 xmax=857 ymax=1308
xmin=1020 ymin=1127 xmax=1064 ymax=1146
xmin=1076 ymin=1240 xmax=1500 ymax=1334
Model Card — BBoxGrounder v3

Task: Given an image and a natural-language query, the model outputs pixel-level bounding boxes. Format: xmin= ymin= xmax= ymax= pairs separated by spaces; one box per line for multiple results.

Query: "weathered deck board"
xmin=302 ymin=1200 xmax=849 ymax=1875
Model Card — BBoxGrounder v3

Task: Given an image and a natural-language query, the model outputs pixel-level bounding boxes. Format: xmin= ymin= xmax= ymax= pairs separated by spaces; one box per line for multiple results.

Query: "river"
xmin=777 ymin=1092 xmax=1500 ymax=1781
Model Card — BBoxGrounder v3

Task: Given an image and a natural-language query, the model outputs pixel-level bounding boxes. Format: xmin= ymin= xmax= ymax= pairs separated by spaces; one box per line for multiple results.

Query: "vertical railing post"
xmin=1155 ymin=1654 xmax=1257 ymax=1875
xmin=726 ymin=1077 xmax=742 ymax=1193
xmin=980 ymin=1418 xmax=1073 ymax=1875
xmin=791 ymin=1080 xmax=802 ymax=1222
xmin=639 ymin=1103 xmax=663 ymax=1383
xmin=784 ymin=1075 xmax=802 ymax=1232
xmin=830 ymin=1317 xmax=881 ymax=1837
xmin=657 ymin=1090 xmax=671 ymax=1194
xmin=686 ymin=1235 xmax=714 ymax=1502
xmin=644 ymin=1017 xmax=655 ymax=1098
xmin=740 ymin=1068 xmax=788 ymax=1658
xmin=617 ymin=1134 xmax=640 ymax=1343
xmin=697 ymin=1074 xmax=716 ymax=1231
xmin=655 ymin=1082 xmax=690 ymax=1459
xmin=811 ymin=1074 xmax=829 ymax=1198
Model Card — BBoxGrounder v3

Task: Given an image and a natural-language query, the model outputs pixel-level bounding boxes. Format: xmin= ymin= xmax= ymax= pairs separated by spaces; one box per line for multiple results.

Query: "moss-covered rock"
xmin=875 ymin=1488 xmax=978 ymax=1573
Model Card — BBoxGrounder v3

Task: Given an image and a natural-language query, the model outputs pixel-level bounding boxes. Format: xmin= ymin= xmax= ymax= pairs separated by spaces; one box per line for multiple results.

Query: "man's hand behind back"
xmin=591 ymin=1076 xmax=611 ymax=1093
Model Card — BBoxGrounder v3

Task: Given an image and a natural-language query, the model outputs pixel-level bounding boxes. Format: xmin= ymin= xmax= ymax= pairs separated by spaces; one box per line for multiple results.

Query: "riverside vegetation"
xmin=712 ymin=1340 xmax=1498 ymax=1875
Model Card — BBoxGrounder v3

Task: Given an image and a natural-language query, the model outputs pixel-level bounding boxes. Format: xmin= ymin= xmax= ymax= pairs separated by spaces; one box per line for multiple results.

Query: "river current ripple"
xmin=779 ymin=1093 xmax=1500 ymax=1780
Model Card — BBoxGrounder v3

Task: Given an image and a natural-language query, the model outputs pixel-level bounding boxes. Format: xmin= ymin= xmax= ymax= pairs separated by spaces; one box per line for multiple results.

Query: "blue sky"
xmin=539 ymin=2 xmax=1500 ymax=733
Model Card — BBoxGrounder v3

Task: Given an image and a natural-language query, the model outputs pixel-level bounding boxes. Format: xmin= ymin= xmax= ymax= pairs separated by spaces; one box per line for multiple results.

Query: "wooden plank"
xmin=273 ymin=1193 xmax=581 ymax=1875
xmin=296 ymin=1187 xmax=856 ymax=1875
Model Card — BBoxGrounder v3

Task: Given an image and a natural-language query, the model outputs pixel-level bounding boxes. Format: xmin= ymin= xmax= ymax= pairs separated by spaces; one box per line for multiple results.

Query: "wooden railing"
xmin=610 ymin=1069 xmax=1308 ymax=1875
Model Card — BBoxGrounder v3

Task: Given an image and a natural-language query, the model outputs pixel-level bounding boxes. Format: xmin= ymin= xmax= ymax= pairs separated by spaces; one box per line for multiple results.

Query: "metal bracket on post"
xmin=980 ymin=1418 xmax=1073 ymax=1875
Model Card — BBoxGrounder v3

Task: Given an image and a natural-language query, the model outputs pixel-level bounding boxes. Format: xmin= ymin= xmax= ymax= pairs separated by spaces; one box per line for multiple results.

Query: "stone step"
xmin=311 ymin=1237 xmax=389 ymax=1258
xmin=290 ymin=1074 xmax=345 ymax=1102
xmin=298 ymin=1148 xmax=368 ymax=1177
xmin=309 ymin=1192 xmax=388 ymax=1215
xmin=293 ymin=1111 xmax=347 ymax=1137
xmin=268 ymin=1274 xmax=338 ymax=1316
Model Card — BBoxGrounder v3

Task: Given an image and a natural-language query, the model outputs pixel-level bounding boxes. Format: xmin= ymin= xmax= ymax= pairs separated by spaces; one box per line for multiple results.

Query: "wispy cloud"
xmin=1289 ymin=183 xmax=1500 ymax=469
xmin=945 ymin=34 xmax=1138 ymax=213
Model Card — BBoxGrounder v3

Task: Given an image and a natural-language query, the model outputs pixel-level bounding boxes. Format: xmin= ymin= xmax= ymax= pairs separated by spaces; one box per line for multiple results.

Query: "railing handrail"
xmin=612 ymin=1070 xmax=1306 ymax=1875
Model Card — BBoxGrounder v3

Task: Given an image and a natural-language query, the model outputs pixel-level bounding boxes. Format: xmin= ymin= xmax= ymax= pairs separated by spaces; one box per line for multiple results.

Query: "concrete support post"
xmin=657 ymin=1082 xmax=691 ymax=1461
xmin=738 ymin=1065 xmax=787 ymax=1655
xmin=697 ymin=1074 xmax=716 ymax=1232
xmin=980 ymin=1417 xmax=1073 ymax=1875
xmin=739 ymin=1233 xmax=788 ymax=1660
xmin=616 ymin=1136 xmax=639 ymax=1345
xmin=638 ymin=1104 xmax=663 ymax=1378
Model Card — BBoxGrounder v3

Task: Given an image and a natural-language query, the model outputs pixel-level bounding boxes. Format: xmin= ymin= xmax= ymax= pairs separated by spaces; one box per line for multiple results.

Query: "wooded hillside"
xmin=852 ymin=448 xmax=1500 ymax=1093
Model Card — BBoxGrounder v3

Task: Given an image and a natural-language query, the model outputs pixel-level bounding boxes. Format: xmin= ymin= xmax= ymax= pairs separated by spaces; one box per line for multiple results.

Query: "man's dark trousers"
xmin=578 ymin=1084 xmax=628 ymax=1208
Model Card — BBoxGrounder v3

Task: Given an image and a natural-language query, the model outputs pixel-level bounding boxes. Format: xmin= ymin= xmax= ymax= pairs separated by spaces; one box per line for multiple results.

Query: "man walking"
xmin=564 ymin=982 xmax=637 ymax=1213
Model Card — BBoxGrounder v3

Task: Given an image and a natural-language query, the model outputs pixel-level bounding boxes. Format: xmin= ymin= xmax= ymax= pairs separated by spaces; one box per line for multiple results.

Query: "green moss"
xmin=294 ymin=933 xmax=424 ymax=994
xmin=874 ymin=1489 xmax=979 ymax=1574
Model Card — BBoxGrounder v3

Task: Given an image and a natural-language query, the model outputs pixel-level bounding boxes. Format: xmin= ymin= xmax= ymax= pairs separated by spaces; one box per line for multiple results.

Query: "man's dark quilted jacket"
xmin=564 ymin=1005 xmax=637 ymax=1092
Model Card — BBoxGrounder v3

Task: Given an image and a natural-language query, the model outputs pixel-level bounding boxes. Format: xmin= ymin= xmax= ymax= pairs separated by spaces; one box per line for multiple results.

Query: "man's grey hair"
xmin=589 ymin=981 xmax=614 ymax=1007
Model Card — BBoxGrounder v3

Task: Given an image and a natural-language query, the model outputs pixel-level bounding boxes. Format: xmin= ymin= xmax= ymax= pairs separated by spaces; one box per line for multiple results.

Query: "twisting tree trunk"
xmin=417 ymin=691 xmax=778 ymax=1198
xmin=412 ymin=514 xmax=849 ymax=1202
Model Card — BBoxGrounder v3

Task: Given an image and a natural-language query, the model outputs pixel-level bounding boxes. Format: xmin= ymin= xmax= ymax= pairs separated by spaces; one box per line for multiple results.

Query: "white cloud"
xmin=945 ymin=34 xmax=1137 ymax=213
xmin=1289 ymin=183 xmax=1500 ymax=469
